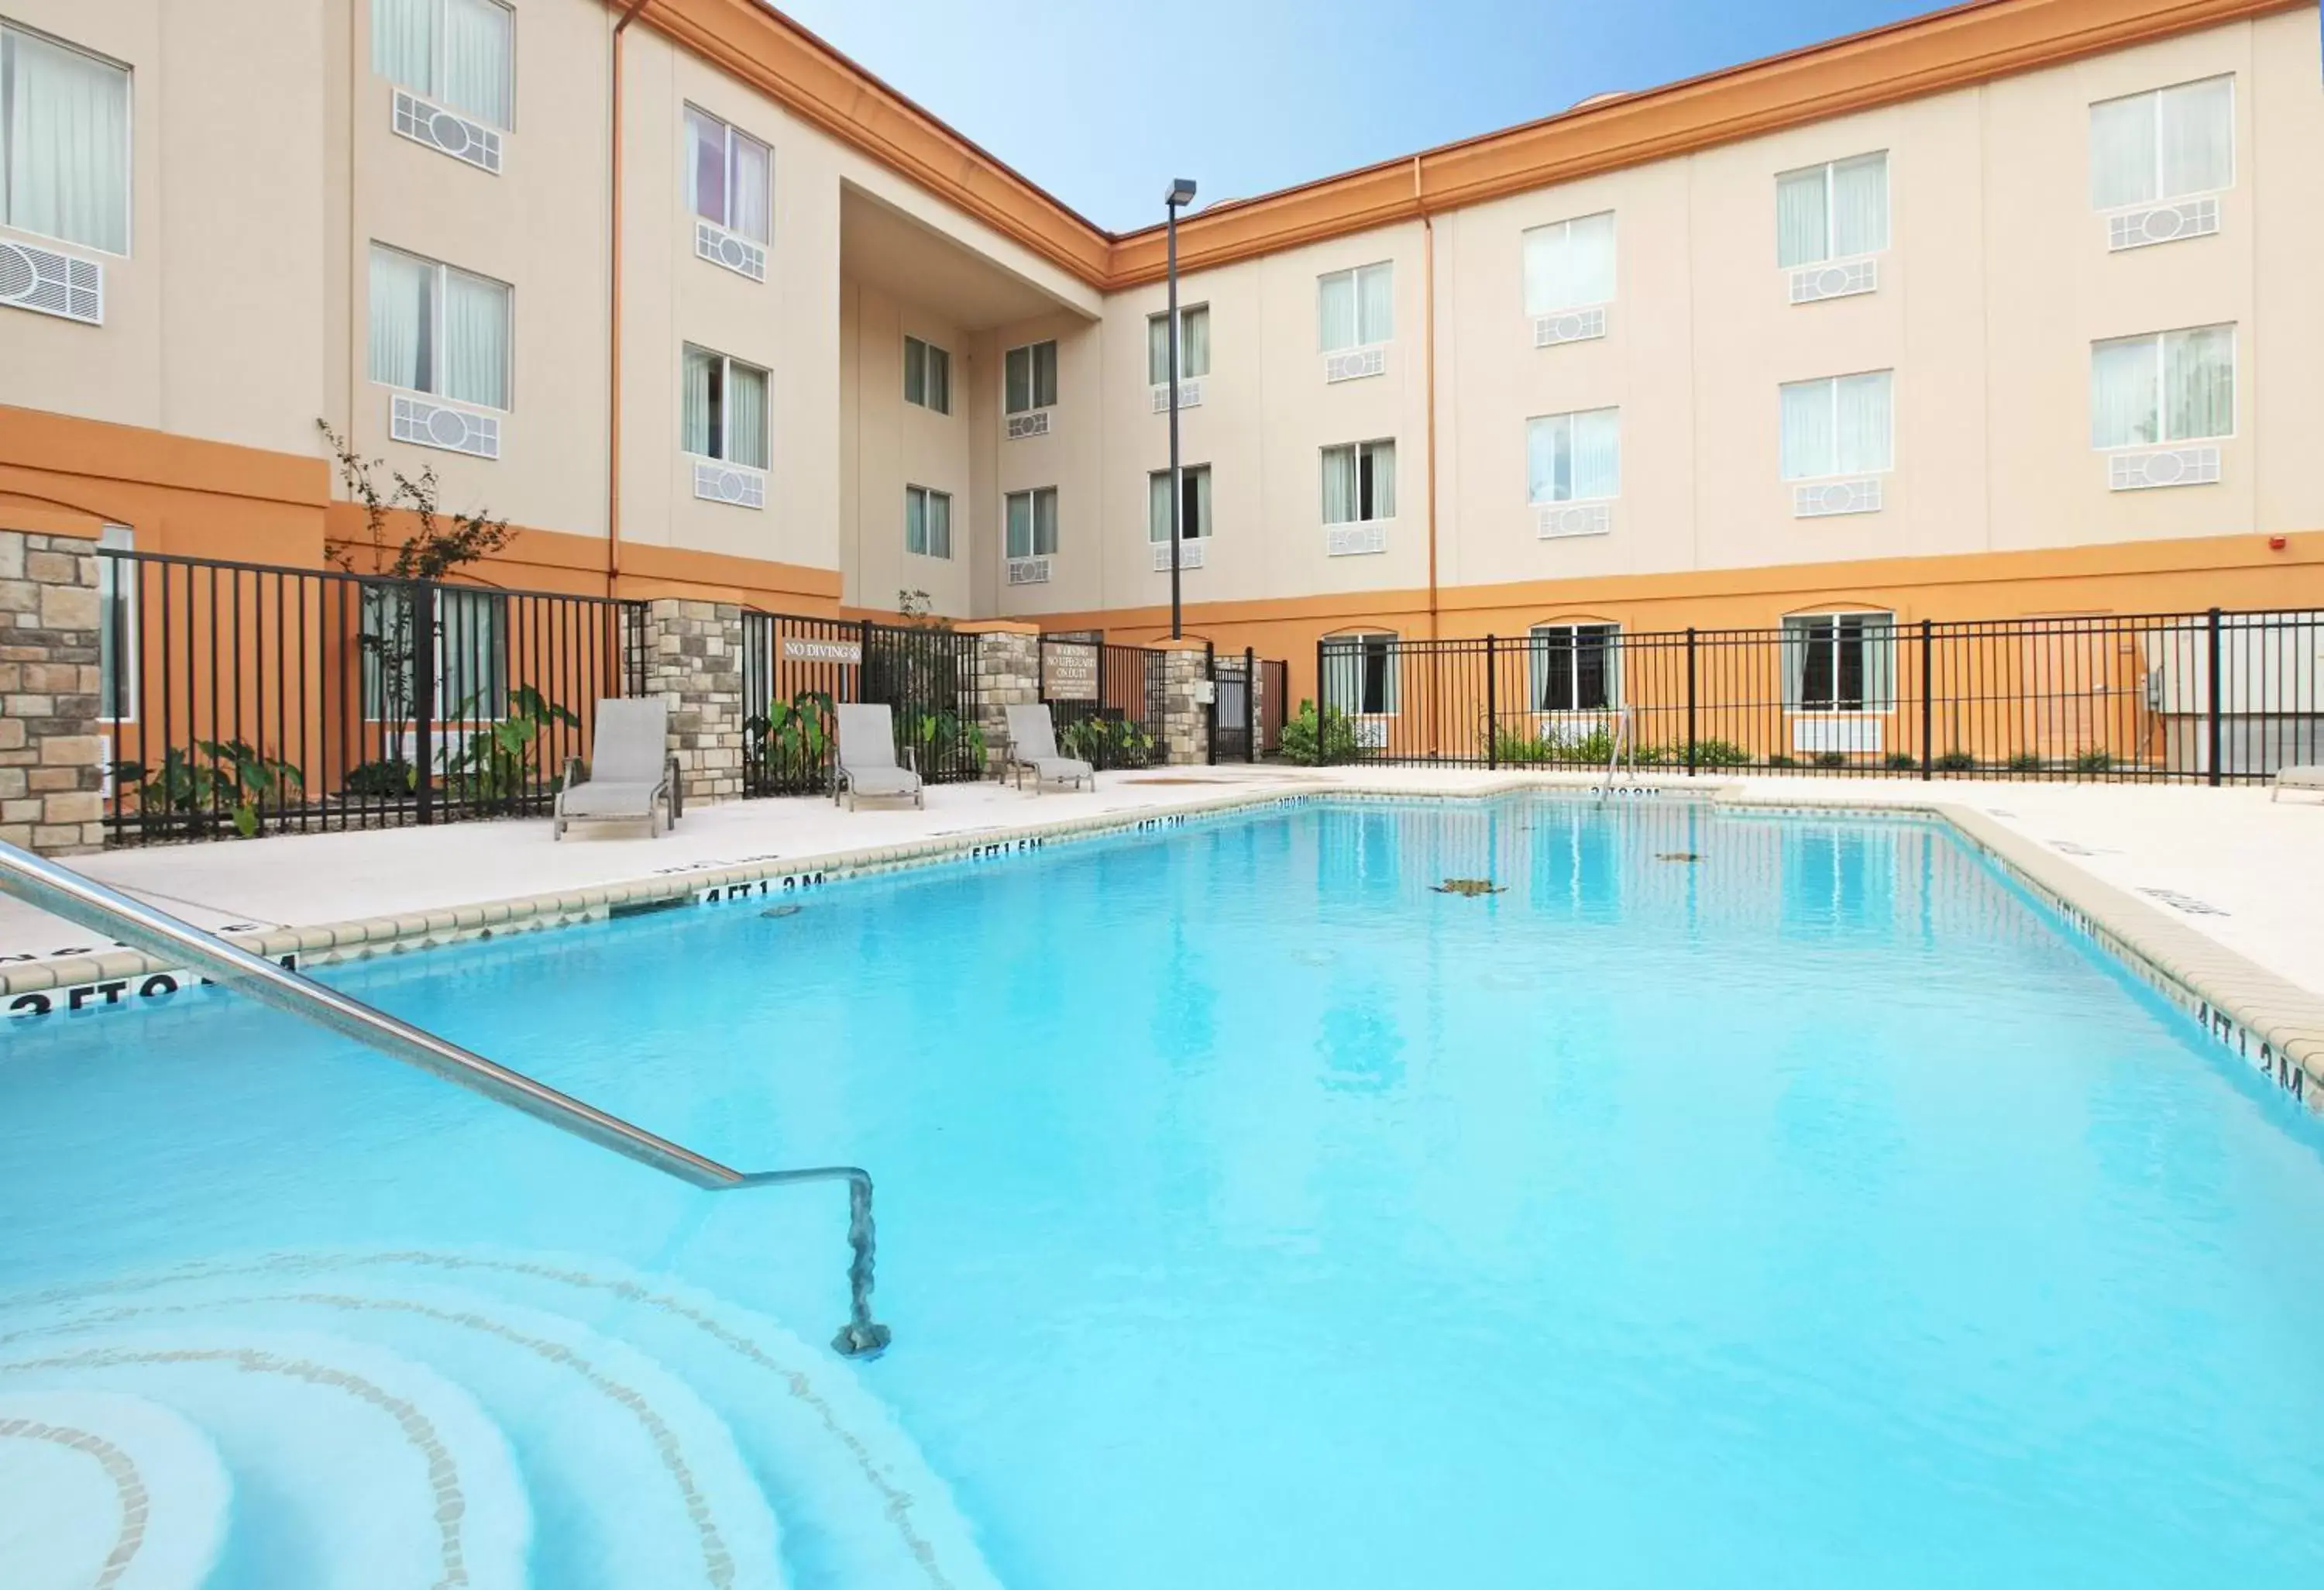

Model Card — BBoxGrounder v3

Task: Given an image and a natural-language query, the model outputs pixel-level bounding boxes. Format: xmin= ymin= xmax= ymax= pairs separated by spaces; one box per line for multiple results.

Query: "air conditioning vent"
xmin=1150 ymin=380 xmax=1202 ymax=413
xmin=1788 ymin=258 xmax=1878 ymax=305
xmin=2109 ymin=198 xmax=2219 ymax=252
xmin=1324 ymin=347 xmax=1386 ymax=384
xmin=1533 ymin=307 xmax=1607 ymax=347
xmin=693 ymin=219 xmax=765 ymax=282
xmin=390 ymin=394 xmax=500 ymax=460
xmin=1535 ymin=502 xmax=1611 ymax=539
xmin=1006 ymin=408 xmax=1053 ymax=440
xmin=692 ymin=458 xmax=765 ymax=509
xmin=1325 ymin=523 xmax=1388 ymax=557
xmin=1793 ymin=478 xmax=1883 ymax=517
xmin=0 ymin=239 xmax=102 ymax=325
xmin=2108 ymin=445 xmax=2220 ymax=491
xmin=1006 ymin=556 xmax=1052 ymax=586
xmin=392 ymin=89 xmax=502 ymax=174
xmin=1151 ymin=540 xmax=1206 ymax=572
xmin=1350 ymin=718 xmax=1388 ymax=749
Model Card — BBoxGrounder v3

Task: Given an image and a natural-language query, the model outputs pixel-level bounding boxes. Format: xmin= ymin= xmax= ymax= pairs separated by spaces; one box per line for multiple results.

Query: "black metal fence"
xmin=99 ymin=549 xmax=647 ymax=844
xmin=1317 ymin=609 xmax=2324 ymax=782
xmin=1208 ymin=648 xmax=1288 ymax=762
xmin=741 ymin=611 xmax=985 ymax=794
xmin=1037 ymin=634 xmax=1167 ymax=769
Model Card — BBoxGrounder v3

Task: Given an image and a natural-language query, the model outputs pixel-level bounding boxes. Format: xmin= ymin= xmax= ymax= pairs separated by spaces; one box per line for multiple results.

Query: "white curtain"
xmin=436 ymin=588 xmax=506 ymax=721
xmin=927 ymin=492 xmax=952 ymax=559
xmin=6 ymin=29 xmax=131 ymax=253
xmin=1320 ymin=446 xmax=1356 ymax=525
xmin=1572 ymin=408 xmax=1620 ymax=500
xmin=1034 ymin=488 xmax=1059 ymax=555
xmin=925 ymin=346 xmax=950 ymax=414
xmin=2089 ymin=92 xmax=2157 ymax=209
xmin=1191 ymin=466 xmax=1212 ymax=538
xmin=1147 ymin=315 xmax=1171 ymax=384
xmin=1318 ymin=271 xmax=1356 ymax=352
xmin=1775 ymin=166 xmax=1827 ymax=267
xmin=1367 ymin=441 xmax=1396 ymax=520
xmin=441 ymin=268 xmax=508 ymax=408
xmin=368 ymin=246 xmax=431 ymax=391
xmin=905 ymin=489 xmax=927 ymax=555
xmin=1322 ymin=642 xmax=1363 ymax=716
xmin=1834 ymin=372 xmax=1892 ymax=473
xmin=1006 ymin=492 xmax=1033 ymax=558
xmin=1181 ymin=306 xmax=1210 ymax=377
xmin=1862 ymin=619 xmax=1896 ymax=710
xmin=2089 ymin=336 xmax=2158 ymax=448
xmin=686 ymin=108 xmax=727 ymax=226
xmin=1148 ymin=472 xmax=1171 ymax=542
xmin=372 ymin=0 xmax=437 ymax=97
xmin=1780 ymin=379 xmax=1835 ymax=479
xmin=731 ymin=132 xmax=771 ymax=242
xmin=2163 ymin=325 xmax=2233 ymax=442
xmin=1031 ymin=341 xmax=1057 ymax=407
xmin=2160 ymin=77 xmax=2233 ymax=200
xmin=727 ymin=361 xmax=768 ymax=468
xmin=1527 ymin=415 xmax=1569 ymax=503
xmin=1830 ymin=153 xmax=1888 ymax=257
xmin=1523 ymin=212 xmax=1614 ymax=315
xmin=1357 ymin=263 xmax=1394 ymax=345
xmin=441 ymin=0 xmax=511 ymax=127
xmin=1005 ymin=346 xmax=1032 ymax=414
xmin=680 ymin=346 xmax=716 ymax=455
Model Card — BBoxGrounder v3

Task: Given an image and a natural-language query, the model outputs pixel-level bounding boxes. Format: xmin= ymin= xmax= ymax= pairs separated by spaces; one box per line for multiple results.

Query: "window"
xmin=1325 ymin=632 xmax=1400 ymax=715
xmin=680 ymin=344 xmax=768 ymax=469
xmin=1522 ymin=212 xmax=1615 ymax=315
xmin=1784 ymin=612 xmax=1895 ymax=711
xmin=97 ymin=525 xmax=134 ymax=721
xmin=0 ymin=22 xmax=131 ymax=253
xmin=2090 ymin=325 xmax=2234 ymax=449
xmin=368 ymin=243 xmax=511 ymax=409
xmin=1780 ymin=371 xmax=1892 ymax=480
xmin=1147 ymin=305 xmax=1211 ymax=384
xmin=905 ymin=485 xmax=952 ymax=559
xmin=372 ymin=0 xmax=513 ymax=129
xmin=1776 ymin=152 xmax=1888 ymax=267
xmin=1006 ymin=487 xmax=1059 ymax=559
xmin=361 ymin=587 xmax=508 ymax=721
xmin=1320 ymin=440 xmax=1396 ymax=525
xmin=1529 ymin=624 xmax=1618 ymax=712
xmin=1318 ymin=262 xmax=1393 ymax=352
xmin=2090 ymin=77 xmax=2233 ymax=210
xmin=1526 ymin=409 xmax=1621 ymax=503
xmin=1147 ymin=465 xmax=1212 ymax=542
xmin=1005 ymin=340 xmax=1058 ymax=415
xmin=685 ymin=105 xmax=771 ymax=243
xmin=904 ymin=336 xmax=951 ymax=414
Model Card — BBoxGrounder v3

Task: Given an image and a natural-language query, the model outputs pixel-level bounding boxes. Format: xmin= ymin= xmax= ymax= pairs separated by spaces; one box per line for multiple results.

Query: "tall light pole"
xmin=1164 ymin=177 xmax=1196 ymax=639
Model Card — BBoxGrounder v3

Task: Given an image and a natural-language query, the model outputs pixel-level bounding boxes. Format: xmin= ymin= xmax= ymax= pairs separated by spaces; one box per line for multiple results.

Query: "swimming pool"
xmin=5 ymin=795 xmax=2322 ymax=1588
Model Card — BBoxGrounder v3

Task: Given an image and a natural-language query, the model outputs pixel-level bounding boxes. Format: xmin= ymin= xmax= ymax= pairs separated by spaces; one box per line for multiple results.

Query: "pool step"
xmin=0 ymin=1389 xmax=231 ymax=1590
xmin=0 ymin=1251 xmax=1002 ymax=1590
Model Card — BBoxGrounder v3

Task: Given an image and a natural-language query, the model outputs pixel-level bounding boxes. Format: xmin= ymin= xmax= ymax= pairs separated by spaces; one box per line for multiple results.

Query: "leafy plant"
xmin=1683 ymin=738 xmax=1752 ymax=768
xmin=442 ymin=683 xmax=579 ymax=807
xmin=1934 ymin=749 xmax=1977 ymax=773
xmin=896 ymin=588 xmax=950 ymax=629
xmin=1058 ymin=714 xmax=1153 ymax=769
xmin=1768 ymin=752 xmax=1799 ymax=768
xmin=1814 ymin=749 xmax=1851 ymax=769
xmin=342 ymin=758 xmax=418 ymax=797
xmin=1486 ymin=724 xmax=1616 ymax=766
xmin=1886 ymin=751 xmax=1921 ymax=770
xmin=745 ymin=689 xmax=837 ymax=790
xmin=2006 ymin=752 xmax=2045 ymax=773
xmin=2073 ymin=749 xmax=2113 ymax=773
xmin=897 ymin=704 xmax=987 ymax=776
xmin=1281 ymin=699 xmax=1360 ymax=766
xmin=115 ymin=740 xmax=304 ymax=838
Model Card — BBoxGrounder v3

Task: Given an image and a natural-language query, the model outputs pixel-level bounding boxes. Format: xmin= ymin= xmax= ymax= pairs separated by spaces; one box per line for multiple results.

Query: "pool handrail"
xmin=0 ymin=838 xmax=892 ymax=1358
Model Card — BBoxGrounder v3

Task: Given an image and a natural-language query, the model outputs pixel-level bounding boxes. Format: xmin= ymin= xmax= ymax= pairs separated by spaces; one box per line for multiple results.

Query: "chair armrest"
xmin=665 ymin=753 xmax=683 ymax=821
xmin=900 ymin=745 xmax=919 ymax=773
xmin=562 ymin=755 xmax=584 ymax=790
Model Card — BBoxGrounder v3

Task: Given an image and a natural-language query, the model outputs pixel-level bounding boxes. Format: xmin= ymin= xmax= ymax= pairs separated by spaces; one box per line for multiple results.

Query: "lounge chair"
xmin=1002 ymin=704 xmax=1095 ymax=793
xmin=2273 ymin=765 xmax=2324 ymax=804
xmin=834 ymin=703 xmax=923 ymax=809
xmin=555 ymin=697 xmax=681 ymax=839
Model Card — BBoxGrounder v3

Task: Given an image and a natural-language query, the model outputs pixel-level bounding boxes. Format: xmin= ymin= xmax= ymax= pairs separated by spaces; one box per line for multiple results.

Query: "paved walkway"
xmin=4 ymin=768 xmax=2322 ymax=1003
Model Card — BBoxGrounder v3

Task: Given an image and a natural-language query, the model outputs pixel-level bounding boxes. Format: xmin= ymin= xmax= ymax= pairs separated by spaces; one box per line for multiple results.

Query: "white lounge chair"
xmin=1002 ymin=704 xmax=1095 ymax=793
xmin=555 ymin=697 xmax=680 ymax=839
xmin=834 ymin=703 xmax=924 ymax=810
xmin=2273 ymin=765 xmax=2324 ymax=803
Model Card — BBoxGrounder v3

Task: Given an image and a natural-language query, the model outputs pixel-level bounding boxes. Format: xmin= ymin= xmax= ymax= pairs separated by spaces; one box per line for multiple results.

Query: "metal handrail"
xmin=0 ymin=840 xmax=891 ymax=1357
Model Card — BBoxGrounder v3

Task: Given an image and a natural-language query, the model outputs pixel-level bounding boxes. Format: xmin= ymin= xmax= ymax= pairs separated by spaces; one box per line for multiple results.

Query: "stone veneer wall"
xmin=1158 ymin=645 xmax=1213 ymax=766
xmin=644 ymin=597 xmax=744 ymax=807
xmin=0 ymin=532 xmax=105 ymax=855
xmin=971 ymin=628 xmax=1040 ymax=770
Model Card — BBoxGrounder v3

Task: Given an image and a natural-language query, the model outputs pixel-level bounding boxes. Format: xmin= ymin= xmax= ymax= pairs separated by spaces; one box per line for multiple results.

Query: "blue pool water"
xmin=5 ymin=796 xmax=2324 ymax=1588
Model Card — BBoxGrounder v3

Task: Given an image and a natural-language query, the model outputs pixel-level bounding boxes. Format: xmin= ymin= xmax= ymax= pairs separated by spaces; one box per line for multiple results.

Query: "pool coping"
xmin=6 ymin=778 xmax=2319 ymax=1119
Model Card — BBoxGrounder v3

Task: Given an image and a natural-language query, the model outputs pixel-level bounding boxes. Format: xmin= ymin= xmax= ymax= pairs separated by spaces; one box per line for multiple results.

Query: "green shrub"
xmin=2006 ymin=752 xmax=2044 ymax=773
xmin=1886 ymin=751 xmax=1921 ymax=771
xmin=1688 ymin=738 xmax=1752 ymax=768
xmin=2073 ymin=749 xmax=2113 ymax=773
xmin=1281 ymin=700 xmax=1360 ymax=766
xmin=1814 ymin=749 xmax=1850 ymax=769
xmin=343 ymin=758 xmax=416 ymax=797
xmin=1768 ymin=752 xmax=1798 ymax=768
xmin=1934 ymin=749 xmax=1976 ymax=773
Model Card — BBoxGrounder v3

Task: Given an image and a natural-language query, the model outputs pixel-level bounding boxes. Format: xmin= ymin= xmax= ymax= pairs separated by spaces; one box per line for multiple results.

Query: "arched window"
xmin=1322 ymin=630 xmax=1399 ymax=715
xmin=1528 ymin=622 xmax=1619 ymax=712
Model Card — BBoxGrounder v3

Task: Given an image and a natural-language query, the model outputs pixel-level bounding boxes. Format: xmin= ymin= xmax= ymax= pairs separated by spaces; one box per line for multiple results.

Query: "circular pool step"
xmin=0 ymin=1389 xmax=229 ymax=1590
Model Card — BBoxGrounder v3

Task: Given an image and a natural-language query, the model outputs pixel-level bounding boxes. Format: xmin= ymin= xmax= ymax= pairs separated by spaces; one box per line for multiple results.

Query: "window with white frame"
xmin=97 ymin=525 xmax=135 ymax=721
xmin=1321 ymin=440 xmax=1395 ymax=525
xmin=685 ymin=105 xmax=771 ymax=243
xmin=361 ymin=586 xmax=507 ymax=721
xmin=679 ymin=344 xmax=768 ymax=469
xmin=373 ymin=0 xmax=514 ymax=129
xmin=904 ymin=484 xmax=952 ymax=559
xmin=1148 ymin=465 xmax=1212 ymax=541
xmin=368 ymin=243 xmax=511 ymax=409
xmin=1784 ymin=611 xmax=1895 ymax=711
xmin=1006 ymin=487 xmax=1059 ymax=559
xmin=1148 ymin=304 xmax=1211 ymax=384
xmin=1325 ymin=632 xmax=1400 ymax=715
xmin=1521 ymin=212 xmax=1616 ymax=315
xmin=1529 ymin=623 xmax=1618 ymax=712
xmin=1776 ymin=152 xmax=1888 ymax=267
xmin=904 ymin=336 xmax=951 ymax=414
xmin=1779 ymin=371 xmax=1891 ymax=480
xmin=1005 ymin=340 xmax=1057 ymax=415
xmin=2090 ymin=76 xmax=2233 ymax=210
xmin=1527 ymin=408 xmax=1621 ymax=502
xmin=1318 ymin=262 xmax=1393 ymax=352
xmin=0 ymin=22 xmax=131 ymax=254
xmin=2089 ymin=325 xmax=2234 ymax=449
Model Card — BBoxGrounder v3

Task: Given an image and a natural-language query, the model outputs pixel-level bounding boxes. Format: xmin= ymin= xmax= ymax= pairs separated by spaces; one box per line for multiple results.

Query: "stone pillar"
xmin=964 ymin=621 xmax=1041 ymax=769
xmin=644 ymin=597 xmax=744 ymax=807
xmin=0 ymin=532 xmax=105 ymax=855
xmin=1156 ymin=640 xmax=1213 ymax=766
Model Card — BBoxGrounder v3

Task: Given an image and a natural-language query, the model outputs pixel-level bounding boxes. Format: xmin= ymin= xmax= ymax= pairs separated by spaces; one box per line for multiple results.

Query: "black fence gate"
xmin=741 ymin=611 xmax=985 ymax=794
xmin=1037 ymin=634 xmax=1167 ymax=769
xmin=1206 ymin=649 xmax=1288 ymax=762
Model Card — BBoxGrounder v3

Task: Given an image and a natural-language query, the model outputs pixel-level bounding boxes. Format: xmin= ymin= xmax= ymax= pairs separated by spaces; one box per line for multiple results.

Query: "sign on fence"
xmin=1042 ymin=645 xmax=1098 ymax=700
xmin=780 ymin=637 xmax=863 ymax=666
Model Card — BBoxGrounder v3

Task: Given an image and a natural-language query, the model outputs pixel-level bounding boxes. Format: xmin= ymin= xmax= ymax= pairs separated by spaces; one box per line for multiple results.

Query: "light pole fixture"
xmin=1164 ymin=177 xmax=1196 ymax=638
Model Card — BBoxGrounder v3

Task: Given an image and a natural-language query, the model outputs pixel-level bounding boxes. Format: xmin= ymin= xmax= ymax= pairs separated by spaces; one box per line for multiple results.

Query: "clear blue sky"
xmin=775 ymin=0 xmax=1950 ymax=230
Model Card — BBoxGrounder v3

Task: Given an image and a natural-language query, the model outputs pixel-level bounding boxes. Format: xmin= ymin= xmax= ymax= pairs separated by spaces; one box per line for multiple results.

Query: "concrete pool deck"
xmin=4 ymin=768 xmax=2322 ymax=1108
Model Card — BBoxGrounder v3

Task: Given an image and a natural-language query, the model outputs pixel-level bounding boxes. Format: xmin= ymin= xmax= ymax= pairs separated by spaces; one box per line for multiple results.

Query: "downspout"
xmin=607 ymin=0 xmax=651 ymax=597
xmin=1416 ymin=156 xmax=1439 ymax=645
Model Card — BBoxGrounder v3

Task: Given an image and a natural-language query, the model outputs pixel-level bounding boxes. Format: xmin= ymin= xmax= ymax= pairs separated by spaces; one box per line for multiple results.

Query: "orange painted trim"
xmin=0 ymin=495 xmax=105 ymax=539
xmin=0 ymin=404 xmax=329 ymax=509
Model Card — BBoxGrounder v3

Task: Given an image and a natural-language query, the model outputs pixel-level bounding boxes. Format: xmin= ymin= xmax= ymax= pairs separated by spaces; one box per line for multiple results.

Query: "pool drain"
xmin=1432 ymin=878 xmax=1504 ymax=897
xmin=1655 ymin=852 xmax=1705 ymax=862
xmin=761 ymin=904 xmax=803 ymax=919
